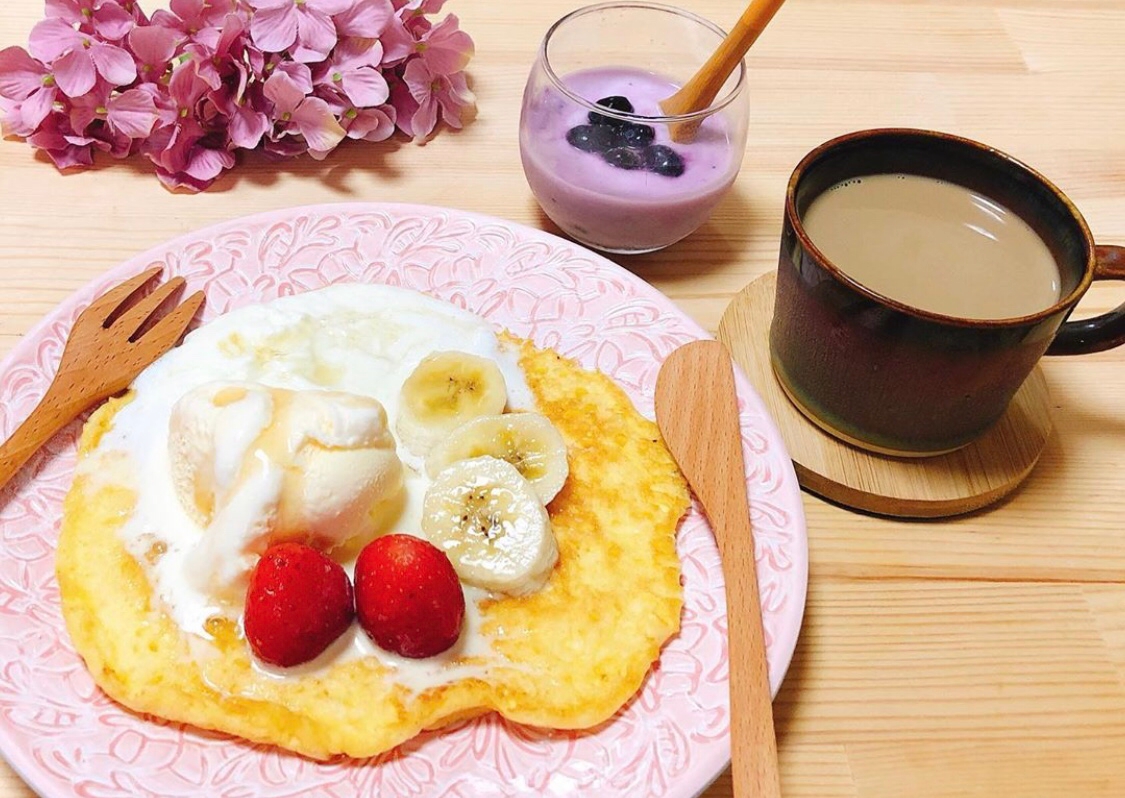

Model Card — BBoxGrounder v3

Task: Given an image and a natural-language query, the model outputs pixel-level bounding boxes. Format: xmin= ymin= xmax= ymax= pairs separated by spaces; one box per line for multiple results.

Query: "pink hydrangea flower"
xmin=151 ymin=0 xmax=235 ymax=48
xmin=338 ymin=102 xmax=394 ymax=141
xmin=0 ymin=47 xmax=59 ymax=137
xmin=69 ymin=82 xmax=159 ymax=141
xmin=334 ymin=0 xmax=394 ymax=38
xmin=315 ymin=38 xmax=387 ymax=108
xmin=401 ymin=55 xmax=471 ymax=141
xmin=411 ymin=13 xmax=471 ymax=75
xmin=186 ymin=13 xmax=250 ymax=89
xmin=128 ymin=23 xmax=180 ymax=82
xmin=142 ymin=58 xmax=236 ymax=188
xmin=27 ymin=113 xmax=97 ymax=168
xmin=29 ymin=17 xmax=137 ymax=96
xmin=378 ymin=13 xmax=417 ymax=65
xmin=45 ymin=0 xmax=136 ymax=41
xmin=1 ymin=0 xmax=477 ymax=190
xmin=248 ymin=0 xmax=352 ymax=62
xmin=263 ymin=68 xmax=345 ymax=157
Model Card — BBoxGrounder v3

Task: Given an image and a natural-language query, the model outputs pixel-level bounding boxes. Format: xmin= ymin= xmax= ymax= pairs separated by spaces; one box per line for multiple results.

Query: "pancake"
xmin=57 ymin=334 xmax=690 ymax=760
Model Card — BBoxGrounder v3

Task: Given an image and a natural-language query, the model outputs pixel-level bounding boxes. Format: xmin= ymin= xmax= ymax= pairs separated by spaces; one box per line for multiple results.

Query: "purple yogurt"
xmin=520 ymin=66 xmax=741 ymax=254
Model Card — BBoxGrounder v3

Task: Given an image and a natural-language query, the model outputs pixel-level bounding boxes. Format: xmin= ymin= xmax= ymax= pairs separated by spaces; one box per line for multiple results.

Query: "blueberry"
xmin=643 ymin=145 xmax=685 ymax=177
xmin=602 ymin=147 xmax=644 ymax=170
xmin=588 ymin=95 xmax=634 ymax=127
xmin=566 ymin=124 xmax=620 ymax=153
xmin=618 ymin=122 xmax=655 ymax=148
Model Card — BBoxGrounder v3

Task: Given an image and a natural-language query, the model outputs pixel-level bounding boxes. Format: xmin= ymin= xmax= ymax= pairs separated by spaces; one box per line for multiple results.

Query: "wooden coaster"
xmin=717 ymin=272 xmax=1054 ymax=518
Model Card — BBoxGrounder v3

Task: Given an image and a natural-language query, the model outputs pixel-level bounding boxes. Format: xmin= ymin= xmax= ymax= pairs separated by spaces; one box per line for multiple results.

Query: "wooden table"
xmin=2 ymin=0 xmax=1123 ymax=795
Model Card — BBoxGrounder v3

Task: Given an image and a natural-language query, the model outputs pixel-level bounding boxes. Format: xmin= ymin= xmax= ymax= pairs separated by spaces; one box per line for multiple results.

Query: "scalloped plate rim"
xmin=0 ymin=202 xmax=808 ymax=798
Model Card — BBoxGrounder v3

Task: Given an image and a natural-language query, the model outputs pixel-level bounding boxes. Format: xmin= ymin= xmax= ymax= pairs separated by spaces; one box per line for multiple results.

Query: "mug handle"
xmin=1047 ymin=244 xmax=1125 ymax=355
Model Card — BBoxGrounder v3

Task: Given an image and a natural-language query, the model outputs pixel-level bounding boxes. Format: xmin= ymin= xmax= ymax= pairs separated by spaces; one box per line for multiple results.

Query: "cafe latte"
xmin=802 ymin=173 xmax=1061 ymax=319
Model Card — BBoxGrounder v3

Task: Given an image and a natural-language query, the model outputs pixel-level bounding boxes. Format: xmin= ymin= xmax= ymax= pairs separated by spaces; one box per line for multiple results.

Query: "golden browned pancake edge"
xmin=56 ymin=337 xmax=690 ymax=760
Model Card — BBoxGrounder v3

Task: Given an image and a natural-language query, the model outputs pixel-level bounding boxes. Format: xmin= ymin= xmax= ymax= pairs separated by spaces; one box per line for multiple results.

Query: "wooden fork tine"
xmin=80 ymin=267 xmax=163 ymax=324
xmin=132 ymin=290 xmax=204 ymax=353
xmin=114 ymin=276 xmax=187 ymax=339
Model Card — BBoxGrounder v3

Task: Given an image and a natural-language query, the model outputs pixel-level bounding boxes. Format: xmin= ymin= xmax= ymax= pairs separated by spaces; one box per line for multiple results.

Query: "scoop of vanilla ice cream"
xmin=168 ymin=382 xmax=404 ymax=599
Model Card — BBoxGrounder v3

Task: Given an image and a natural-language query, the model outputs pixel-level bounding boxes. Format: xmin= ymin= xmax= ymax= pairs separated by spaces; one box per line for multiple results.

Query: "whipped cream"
xmin=170 ymin=382 xmax=404 ymax=600
xmin=81 ymin=284 xmax=534 ymax=688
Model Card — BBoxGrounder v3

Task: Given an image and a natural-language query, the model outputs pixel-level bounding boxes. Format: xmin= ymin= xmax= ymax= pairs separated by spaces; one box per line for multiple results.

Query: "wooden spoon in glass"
xmin=661 ymin=0 xmax=788 ymax=143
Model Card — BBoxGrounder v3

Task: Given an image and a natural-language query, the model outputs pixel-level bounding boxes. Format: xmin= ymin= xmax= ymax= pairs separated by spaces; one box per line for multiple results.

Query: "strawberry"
xmin=354 ymin=534 xmax=465 ymax=659
xmin=243 ymin=542 xmax=354 ymax=668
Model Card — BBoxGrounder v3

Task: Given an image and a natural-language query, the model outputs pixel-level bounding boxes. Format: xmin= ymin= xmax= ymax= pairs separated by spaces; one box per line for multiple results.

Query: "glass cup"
xmin=519 ymin=2 xmax=750 ymax=255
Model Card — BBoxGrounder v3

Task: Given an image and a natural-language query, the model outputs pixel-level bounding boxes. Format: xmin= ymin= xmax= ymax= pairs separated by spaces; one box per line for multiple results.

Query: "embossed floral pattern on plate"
xmin=0 ymin=204 xmax=808 ymax=798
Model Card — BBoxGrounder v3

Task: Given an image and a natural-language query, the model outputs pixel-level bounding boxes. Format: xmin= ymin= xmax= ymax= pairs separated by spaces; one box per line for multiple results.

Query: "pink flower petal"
xmin=276 ymin=61 xmax=313 ymax=93
xmin=388 ymin=74 xmax=418 ymax=136
xmin=53 ymin=49 xmax=97 ymax=97
xmin=309 ymin=0 xmax=355 ymax=14
xmin=292 ymin=7 xmax=337 ymax=63
xmin=168 ymin=60 xmax=207 ymax=108
xmin=28 ymin=18 xmax=84 ymax=63
xmin=0 ymin=47 xmax=48 ymax=101
xmin=44 ymin=143 xmax=95 ymax=169
xmin=229 ymin=104 xmax=270 ymax=148
xmin=128 ymin=25 xmax=179 ymax=69
xmin=331 ymin=38 xmax=383 ymax=72
xmin=402 ymin=56 xmax=432 ymax=103
xmin=107 ymin=87 xmax=158 ymax=138
xmin=334 ymin=0 xmax=393 ymax=37
xmin=44 ymin=0 xmax=82 ymax=24
xmin=154 ymin=166 xmax=210 ymax=191
xmin=379 ymin=16 xmax=415 ymax=64
xmin=0 ymin=96 xmax=25 ymax=136
xmin=215 ymin=13 xmax=247 ymax=55
xmin=20 ymin=88 xmax=57 ymax=131
xmin=93 ymin=2 xmax=136 ymax=41
xmin=169 ymin=0 xmax=207 ymax=20
xmin=409 ymin=96 xmax=437 ymax=141
xmin=184 ymin=145 xmax=235 ymax=181
xmin=89 ymin=43 xmax=137 ymax=86
xmin=341 ymin=67 xmax=388 ymax=107
xmin=291 ymin=95 xmax=344 ymax=156
xmin=346 ymin=105 xmax=394 ymax=141
xmin=444 ymin=68 xmax=473 ymax=104
xmin=250 ymin=3 xmax=299 ymax=53
xmin=263 ymin=70 xmax=305 ymax=115
xmin=418 ymin=14 xmax=473 ymax=75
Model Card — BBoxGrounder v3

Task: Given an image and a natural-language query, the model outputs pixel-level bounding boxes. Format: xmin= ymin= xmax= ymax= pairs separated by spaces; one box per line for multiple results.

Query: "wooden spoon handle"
xmin=0 ymin=377 xmax=91 ymax=491
xmin=655 ymin=341 xmax=782 ymax=797
xmin=686 ymin=347 xmax=781 ymax=797
xmin=661 ymin=0 xmax=787 ymax=142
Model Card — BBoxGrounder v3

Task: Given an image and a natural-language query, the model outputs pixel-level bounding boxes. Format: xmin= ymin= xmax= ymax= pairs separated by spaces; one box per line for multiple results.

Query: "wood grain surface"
xmin=1 ymin=0 xmax=1123 ymax=796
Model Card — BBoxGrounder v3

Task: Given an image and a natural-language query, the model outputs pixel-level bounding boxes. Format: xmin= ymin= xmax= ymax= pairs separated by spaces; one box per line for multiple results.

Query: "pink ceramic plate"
xmin=0 ymin=204 xmax=807 ymax=798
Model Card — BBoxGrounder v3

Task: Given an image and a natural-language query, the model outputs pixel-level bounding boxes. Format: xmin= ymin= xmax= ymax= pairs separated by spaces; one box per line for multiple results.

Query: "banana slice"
xmin=421 ymin=456 xmax=558 ymax=596
xmin=425 ymin=413 xmax=569 ymax=504
xmin=396 ymin=351 xmax=508 ymax=456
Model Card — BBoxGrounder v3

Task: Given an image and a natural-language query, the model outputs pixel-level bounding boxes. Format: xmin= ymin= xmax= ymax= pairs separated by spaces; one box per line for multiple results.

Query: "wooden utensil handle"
xmin=713 ymin=438 xmax=784 ymax=797
xmin=681 ymin=0 xmax=786 ymax=111
xmin=0 ymin=378 xmax=91 ymax=491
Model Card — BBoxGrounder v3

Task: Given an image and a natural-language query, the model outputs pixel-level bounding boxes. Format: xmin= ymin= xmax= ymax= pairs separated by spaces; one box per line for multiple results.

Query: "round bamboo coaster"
xmin=716 ymin=272 xmax=1053 ymax=518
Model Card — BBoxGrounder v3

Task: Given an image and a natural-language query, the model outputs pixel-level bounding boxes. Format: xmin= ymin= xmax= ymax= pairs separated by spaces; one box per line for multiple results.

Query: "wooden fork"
xmin=0 ymin=267 xmax=204 ymax=490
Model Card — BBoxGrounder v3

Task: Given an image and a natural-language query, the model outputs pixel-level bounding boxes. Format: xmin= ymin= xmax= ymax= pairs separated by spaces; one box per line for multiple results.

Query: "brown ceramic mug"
xmin=770 ymin=128 xmax=1125 ymax=456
